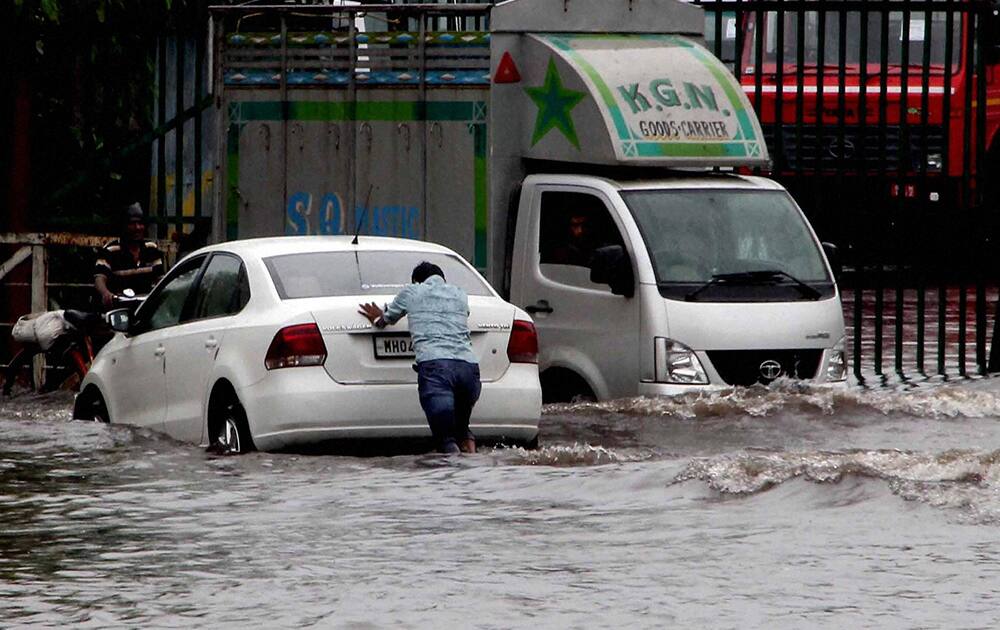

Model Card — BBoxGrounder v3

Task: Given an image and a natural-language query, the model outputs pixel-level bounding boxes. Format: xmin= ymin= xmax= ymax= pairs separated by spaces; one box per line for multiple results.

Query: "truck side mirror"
xmin=822 ymin=242 xmax=842 ymax=279
xmin=589 ymin=245 xmax=635 ymax=298
xmin=106 ymin=308 xmax=133 ymax=334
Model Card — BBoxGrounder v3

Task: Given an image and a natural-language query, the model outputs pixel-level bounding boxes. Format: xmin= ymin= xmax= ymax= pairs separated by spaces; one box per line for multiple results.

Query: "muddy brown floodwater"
xmin=3 ymin=381 xmax=1000 ymax=628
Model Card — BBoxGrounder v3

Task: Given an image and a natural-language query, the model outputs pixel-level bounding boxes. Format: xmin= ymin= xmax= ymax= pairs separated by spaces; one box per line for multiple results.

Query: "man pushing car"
xmin=358 ymin=262 xmax=480 ymax=454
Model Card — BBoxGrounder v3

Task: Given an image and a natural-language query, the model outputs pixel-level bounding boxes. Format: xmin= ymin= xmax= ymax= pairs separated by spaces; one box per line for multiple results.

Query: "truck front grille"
xmin=763 ymin=124 xmax=945 ymax=172
xmin=707 ymin=349 xmax=823 ymax=386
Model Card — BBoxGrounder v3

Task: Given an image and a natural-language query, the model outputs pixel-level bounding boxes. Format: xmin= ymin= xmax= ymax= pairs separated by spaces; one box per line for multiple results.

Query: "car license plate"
xmin=373 ymin=334 xmax=415 ymax=359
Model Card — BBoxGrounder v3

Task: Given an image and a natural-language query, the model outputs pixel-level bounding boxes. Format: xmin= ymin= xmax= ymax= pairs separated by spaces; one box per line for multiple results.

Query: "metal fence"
xmin=697 ymin=0 xmax=1000 ymax=383
xmin=151 ymin=1 xmax=215 ymax=244
xmin=0 ymin=234 xmax=177 ymax=389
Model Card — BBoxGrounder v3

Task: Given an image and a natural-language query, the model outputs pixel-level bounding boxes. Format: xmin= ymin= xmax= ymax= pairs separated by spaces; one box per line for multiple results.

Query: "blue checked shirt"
xmin=381 ymin=275 xmax=478 ymax=365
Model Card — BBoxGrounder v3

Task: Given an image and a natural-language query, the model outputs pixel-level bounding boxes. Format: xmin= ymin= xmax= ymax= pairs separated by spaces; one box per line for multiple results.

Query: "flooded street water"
xmin=4 ymin=383 xmax=1000 ymax=628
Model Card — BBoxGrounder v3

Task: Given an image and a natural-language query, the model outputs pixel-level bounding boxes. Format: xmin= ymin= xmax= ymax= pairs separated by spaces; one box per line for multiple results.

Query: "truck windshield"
xmin=622 ymin=189 xmax=832 ymax=300
xmin=743 ymin=7 xmax=961 ymax=73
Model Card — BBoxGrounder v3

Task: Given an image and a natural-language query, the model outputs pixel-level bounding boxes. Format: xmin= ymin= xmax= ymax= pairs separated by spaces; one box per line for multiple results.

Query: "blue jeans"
xmin=417 ymin=359 xmax=481 ymax=453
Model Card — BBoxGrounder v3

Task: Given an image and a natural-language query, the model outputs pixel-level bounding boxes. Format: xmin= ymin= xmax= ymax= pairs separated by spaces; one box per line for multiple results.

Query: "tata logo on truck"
xmin=617 ymin=80 xmax=733 ymax=141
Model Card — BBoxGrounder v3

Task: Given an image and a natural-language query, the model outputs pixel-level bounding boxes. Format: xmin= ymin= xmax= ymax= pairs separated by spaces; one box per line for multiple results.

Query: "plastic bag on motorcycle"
xmin=11 ymin=311 xmax=73 ymax=350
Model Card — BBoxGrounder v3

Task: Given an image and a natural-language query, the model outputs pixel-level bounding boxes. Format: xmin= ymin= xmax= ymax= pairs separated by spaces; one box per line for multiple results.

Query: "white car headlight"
xmin=655 ymin=338 xmax=709 ymax=384
xmin=825 ymin=338 xmax=847 ymax=382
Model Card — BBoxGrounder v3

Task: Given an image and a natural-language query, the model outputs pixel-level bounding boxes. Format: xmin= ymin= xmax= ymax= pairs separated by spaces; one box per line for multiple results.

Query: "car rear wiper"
xmin=684 ymin=270 xmax=821 ymax=302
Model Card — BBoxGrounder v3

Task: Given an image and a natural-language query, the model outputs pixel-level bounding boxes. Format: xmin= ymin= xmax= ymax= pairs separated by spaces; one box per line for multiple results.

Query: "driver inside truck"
xmin=549 ymin=212 xmax=598 ymax=267
xmin=544 ymin=191 xmax=629 ymax=268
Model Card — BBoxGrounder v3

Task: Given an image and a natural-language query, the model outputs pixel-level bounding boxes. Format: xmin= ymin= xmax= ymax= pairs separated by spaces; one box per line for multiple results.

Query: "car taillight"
xmin=506 ymin=319 xmax=538 ymax=364
xmin=265 ymin=323 xmax=327 ymax=370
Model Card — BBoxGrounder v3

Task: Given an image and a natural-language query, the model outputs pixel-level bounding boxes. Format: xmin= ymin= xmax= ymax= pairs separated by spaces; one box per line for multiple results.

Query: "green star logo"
xmin=524 ymin=58 xmax=586 ymax=149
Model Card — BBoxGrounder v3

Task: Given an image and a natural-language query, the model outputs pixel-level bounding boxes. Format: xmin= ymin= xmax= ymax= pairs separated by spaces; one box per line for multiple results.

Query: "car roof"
xmin=191 ymin=235 xmax=459 ymax=260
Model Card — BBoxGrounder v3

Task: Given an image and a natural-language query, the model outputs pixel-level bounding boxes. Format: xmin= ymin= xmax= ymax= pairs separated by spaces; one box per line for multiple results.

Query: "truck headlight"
xmin=926 ymin=152 xmax=943 ymax=172
xmin=655 ymin=338 xmax=709 ymax=384
xmin=825 ymin=339 xmax=847 ymax=382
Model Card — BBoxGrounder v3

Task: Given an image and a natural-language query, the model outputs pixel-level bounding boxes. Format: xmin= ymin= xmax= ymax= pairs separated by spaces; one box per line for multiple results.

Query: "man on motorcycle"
xmin=3 ymin=204 xmax=162 ymax=396
xmin=94 ymin=203 xmax=164 ymax=308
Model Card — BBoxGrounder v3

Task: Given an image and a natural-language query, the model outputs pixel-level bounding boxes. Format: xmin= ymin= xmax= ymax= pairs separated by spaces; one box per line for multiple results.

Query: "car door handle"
xmin=205 ymin=337 xmax=219 ymax=349
xmin=525 ymin=300 xmax=553 ymax=315
xmin=154 ymin=345 xmax=166 ymax=357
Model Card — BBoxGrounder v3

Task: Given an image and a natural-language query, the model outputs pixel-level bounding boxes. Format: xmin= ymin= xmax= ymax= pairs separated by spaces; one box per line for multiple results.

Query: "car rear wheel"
xmin=210 ymin=398 xmax=255 ymax=455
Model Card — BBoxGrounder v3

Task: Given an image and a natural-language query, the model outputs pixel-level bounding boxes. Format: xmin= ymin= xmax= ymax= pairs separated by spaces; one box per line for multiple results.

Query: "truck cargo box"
xmin=211 ymin=0 xmax=769 ymax=280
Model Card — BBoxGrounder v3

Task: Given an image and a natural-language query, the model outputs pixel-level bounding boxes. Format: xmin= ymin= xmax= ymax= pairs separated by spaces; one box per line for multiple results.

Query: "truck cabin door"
xmin=518 ymin=188 xmax=640 ymax=401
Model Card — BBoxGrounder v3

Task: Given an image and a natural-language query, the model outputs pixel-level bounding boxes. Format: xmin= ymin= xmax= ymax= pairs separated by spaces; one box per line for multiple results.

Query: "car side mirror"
xmin=106 ymin=308 xmax=132 ymax=334
xmin=822 ymin=241 xmax=842 ymax=279
xmin=590 ymin=245 xmax=635 ymax=298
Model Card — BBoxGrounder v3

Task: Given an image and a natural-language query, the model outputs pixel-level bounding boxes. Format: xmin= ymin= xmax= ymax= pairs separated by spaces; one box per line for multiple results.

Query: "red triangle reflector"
xmin=494 ymin=51 xmax=521 ymax=84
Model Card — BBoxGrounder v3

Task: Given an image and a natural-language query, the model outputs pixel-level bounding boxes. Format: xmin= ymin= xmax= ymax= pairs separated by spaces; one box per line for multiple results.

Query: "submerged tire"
xmin=92 ymin=395 xmax=110 ymax=424
xmin=74 ymin=387 xmax=109 ymax=424
xmin=540 ymin=369 xmax=596 ymax=404
xmin=210 ymin=397 xmax=255 ymax=455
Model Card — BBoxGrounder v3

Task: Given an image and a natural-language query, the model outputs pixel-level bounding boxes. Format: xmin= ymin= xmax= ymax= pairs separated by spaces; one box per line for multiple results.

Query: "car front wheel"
xmin=73 ymin=387 xmax=109 ymax=424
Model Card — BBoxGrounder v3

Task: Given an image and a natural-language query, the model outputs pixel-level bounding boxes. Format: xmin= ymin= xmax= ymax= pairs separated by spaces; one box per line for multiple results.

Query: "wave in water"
xmin=675 ymin=447 xmax=1000 ymax=522
xmin=491 ymin=442 xmax=659 ymax=467
xmin=544 ymin=379 xmax=1000 ymax=420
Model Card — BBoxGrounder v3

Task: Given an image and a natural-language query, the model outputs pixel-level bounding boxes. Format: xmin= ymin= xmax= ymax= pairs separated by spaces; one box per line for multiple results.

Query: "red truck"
xmin=729 ymin=3 xmax=999 ymax=262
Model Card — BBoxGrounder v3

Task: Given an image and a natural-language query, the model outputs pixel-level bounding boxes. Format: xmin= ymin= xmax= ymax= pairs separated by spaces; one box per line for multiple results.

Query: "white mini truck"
xmin=208 ymin=0 xmax=846 ymax=404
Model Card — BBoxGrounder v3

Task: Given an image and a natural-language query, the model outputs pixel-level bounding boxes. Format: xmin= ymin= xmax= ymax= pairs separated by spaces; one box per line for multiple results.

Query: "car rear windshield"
xmin=264 ymin=251 xmax=493 ymax=299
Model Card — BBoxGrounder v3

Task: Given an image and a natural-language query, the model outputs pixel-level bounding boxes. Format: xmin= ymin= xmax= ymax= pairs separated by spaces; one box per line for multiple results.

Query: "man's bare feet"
xmin=460 ymin=438 xmax=476 ymax=454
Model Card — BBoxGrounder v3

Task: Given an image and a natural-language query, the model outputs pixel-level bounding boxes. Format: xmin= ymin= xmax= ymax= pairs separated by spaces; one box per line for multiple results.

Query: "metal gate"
xmin=698 ymin=0 xmax=1000 ymax=383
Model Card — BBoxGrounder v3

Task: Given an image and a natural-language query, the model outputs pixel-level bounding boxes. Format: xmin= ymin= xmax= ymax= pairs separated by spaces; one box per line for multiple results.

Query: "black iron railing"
xmin=697 ymin=0 xmax=998 ymax=384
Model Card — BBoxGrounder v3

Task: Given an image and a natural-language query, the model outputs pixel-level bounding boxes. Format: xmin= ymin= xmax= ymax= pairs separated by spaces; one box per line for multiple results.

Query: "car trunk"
xmin=315 ymin=296 xmax=516 ymax=384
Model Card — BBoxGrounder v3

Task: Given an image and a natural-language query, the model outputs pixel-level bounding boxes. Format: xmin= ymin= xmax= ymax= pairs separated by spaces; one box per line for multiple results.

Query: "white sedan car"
xmin=73 ymin=236 xmax=542 ymax=453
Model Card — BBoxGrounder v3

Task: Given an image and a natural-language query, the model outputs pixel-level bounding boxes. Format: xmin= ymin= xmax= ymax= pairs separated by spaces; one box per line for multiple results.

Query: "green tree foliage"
xmin=8 ymin=0 xmax=187 ymax=229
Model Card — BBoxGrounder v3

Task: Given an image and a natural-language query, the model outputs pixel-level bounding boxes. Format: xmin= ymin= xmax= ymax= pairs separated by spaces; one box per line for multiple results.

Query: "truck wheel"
xmin=540 ymin=368 xmax=596 ymax=404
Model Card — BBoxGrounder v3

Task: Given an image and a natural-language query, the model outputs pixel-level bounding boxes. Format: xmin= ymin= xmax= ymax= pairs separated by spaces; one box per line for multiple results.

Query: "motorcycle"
xmin=3 ymin=291 xmax=145 ymax=396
